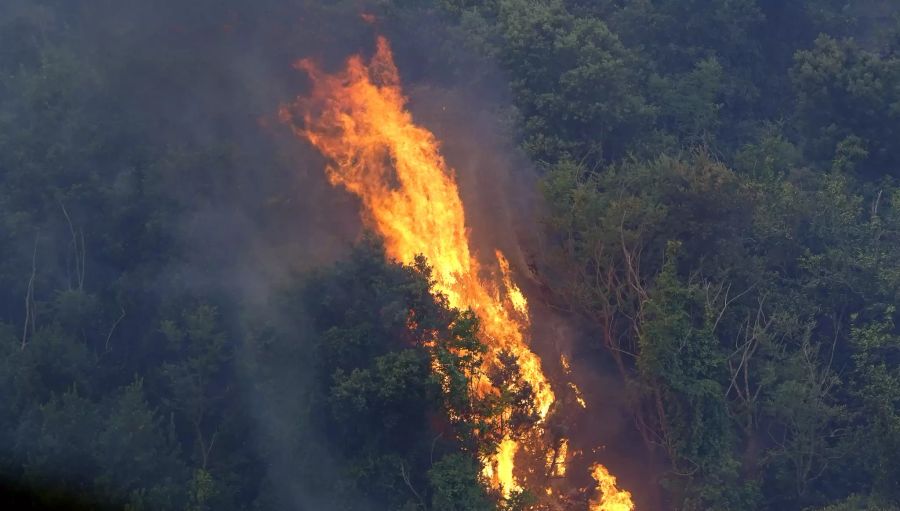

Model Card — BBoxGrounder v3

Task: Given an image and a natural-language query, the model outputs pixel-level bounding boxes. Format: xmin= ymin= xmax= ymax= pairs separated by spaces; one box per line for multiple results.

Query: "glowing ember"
xmin=561 ymin=354 xmax=572 ymax=373
xmin=561 ymin=355 xmax=587 ymax=408
xmin=569 ymin=382 xmax=588 ymax=409
xmin=281 ymin=35 xmax=633 ymax=508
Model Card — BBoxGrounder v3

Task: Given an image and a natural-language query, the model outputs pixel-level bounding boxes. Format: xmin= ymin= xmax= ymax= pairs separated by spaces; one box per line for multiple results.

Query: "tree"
xmin=429 ymin=454 xmax=494 ymax=511
xmin=300 ymin=239 xmax=495 ymax=510
xmin=792 ymin=35 xmax=900 ymax=177
xmin=456 ymin=0 xmax=655 ymax=162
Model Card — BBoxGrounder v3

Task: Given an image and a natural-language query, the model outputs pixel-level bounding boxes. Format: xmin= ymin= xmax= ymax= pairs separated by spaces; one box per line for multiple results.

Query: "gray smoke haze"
xmin=126 ymin=3 xmax=654 ymax=507
xmin=0 ymin=0 xmax=652 ymax=508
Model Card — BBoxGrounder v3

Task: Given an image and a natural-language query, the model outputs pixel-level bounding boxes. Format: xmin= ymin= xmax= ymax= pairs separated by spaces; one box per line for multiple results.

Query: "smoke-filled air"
xmin=2 ymin=1 xmax=900 ymax=511
xmin=280 ymin=34 xmax=630 ymax=507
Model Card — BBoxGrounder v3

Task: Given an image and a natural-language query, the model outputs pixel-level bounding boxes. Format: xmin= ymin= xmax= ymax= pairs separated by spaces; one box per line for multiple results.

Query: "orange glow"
xmin=561 ymin=355 xmax=587 ymax=407
xmin=560 ymin=354 xmax=572 ymax=373
xmin=282 ymin=36 xmax=632 ymax=508
xmin=483 ymin=438 xmax=521 ymax=495
xmin=548 ymin=438 xmax=569 ymax=477
xmin=569 ymin=382 xmax=588 ymax=409
xmin=590 ymin=464 xmax=635 ymax=511
xmin=496 ymin=250 xmax=529 ymax=318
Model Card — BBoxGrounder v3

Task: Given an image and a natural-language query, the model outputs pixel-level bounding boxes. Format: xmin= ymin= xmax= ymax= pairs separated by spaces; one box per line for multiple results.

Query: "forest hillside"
xmin=1 ymin=1 xmax=899 ymax=510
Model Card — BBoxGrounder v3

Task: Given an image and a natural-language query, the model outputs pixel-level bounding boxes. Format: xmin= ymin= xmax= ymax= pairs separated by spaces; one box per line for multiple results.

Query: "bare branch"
xmin=21 ymin=235 xmax=38 ymax=351
xmin=58 ymin=199 xmax=86 ymax=291
xmin=104 ymin=306 xmax=127 ymax=352
xmin=400 ymin=462 xmax=426 ymax=510
xmin=430 ymin=433 xmax=442 ymax=467
xmin=711 ymin=282 xmax=756 ymax=334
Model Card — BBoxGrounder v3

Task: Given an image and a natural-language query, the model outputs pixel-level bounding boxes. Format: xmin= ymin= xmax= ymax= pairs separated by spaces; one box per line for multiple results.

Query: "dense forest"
xmin=1 ymin=1 xmax=899 ymax=510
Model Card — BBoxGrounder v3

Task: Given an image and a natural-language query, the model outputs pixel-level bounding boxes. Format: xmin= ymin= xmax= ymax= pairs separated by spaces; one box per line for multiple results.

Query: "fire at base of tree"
xmin=279 ymin=34 xmax=633 ymax=509
xmin=0 ymin=1 xmax=898 ymax=510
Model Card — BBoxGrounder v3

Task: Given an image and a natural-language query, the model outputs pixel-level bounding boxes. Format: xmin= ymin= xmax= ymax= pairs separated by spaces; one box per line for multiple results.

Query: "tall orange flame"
xmin=281 ymin=36 xmax=633 ymax=508
xmin=590 ymin=464 xmax=635 ymax=511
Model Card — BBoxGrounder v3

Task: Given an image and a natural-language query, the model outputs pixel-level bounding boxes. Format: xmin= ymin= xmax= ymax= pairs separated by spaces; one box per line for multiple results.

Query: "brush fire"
xmin=280 ymin=36 xmax=634 ymax=510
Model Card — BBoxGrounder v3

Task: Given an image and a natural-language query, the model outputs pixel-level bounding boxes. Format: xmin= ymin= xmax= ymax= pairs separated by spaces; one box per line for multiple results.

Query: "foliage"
xmin=1 ymin=1 xmax=900 ymax=510
xmin=791 ymin=35 xmax=900 ymax=177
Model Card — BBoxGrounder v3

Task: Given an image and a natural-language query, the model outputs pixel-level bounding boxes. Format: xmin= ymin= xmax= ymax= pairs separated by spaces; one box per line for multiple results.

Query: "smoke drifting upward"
xmin=278 ymin=33 xmax=635 ymax=509
xmin=0 ymin=0 xmax=661 ymax=507
xmin=23 ymin=1 xmax=649 ymax=507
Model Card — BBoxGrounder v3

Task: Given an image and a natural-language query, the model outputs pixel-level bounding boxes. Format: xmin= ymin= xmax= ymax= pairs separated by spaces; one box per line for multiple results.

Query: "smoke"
xmin=1 ymin=0 xmax=652 ymax=508
xmin=406 ymin=84 xmax=541 ymax=274
xmin=151 ymin=3 xmax=650 ymax=507
xmin=0 ymin=2 xmax=376 ymax=508
xmin=383 ymin=17 xmax=659 ymax=507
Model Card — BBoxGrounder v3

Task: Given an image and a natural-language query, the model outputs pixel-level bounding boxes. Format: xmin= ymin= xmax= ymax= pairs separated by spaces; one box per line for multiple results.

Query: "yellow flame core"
xmin=494 ymin=438 xmax=521 ymax=495
xmin=283 ymin=35 xmax=550 ymax=497
xmin=590 ymin=464 xmax=635 ymax=511
xmin=282 ymin=36 xmax=633 ymax=508
xmin=548 ymin=438 xmax=569 ymax=477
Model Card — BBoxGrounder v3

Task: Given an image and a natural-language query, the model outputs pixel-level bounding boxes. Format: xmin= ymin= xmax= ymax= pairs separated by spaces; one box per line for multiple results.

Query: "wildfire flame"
xmin=281 ymin=35 xmax=633 ymax=508
xmin=590 ymin=464 xmax=635 ymax=511
xmin=548 ymin=438 xmax=569 ymax=477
